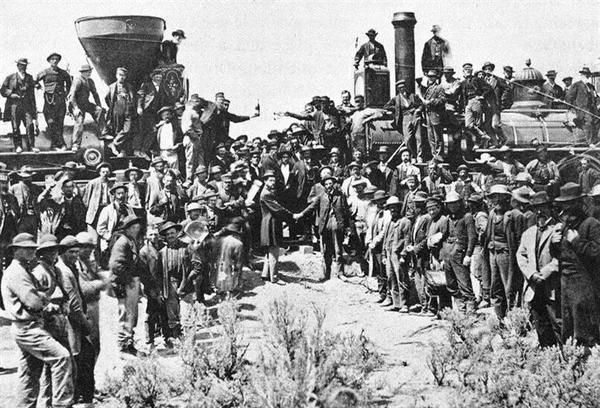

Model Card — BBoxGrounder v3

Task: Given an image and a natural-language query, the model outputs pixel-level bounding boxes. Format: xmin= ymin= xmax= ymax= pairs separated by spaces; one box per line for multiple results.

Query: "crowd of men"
xmin=0 ymin=25 xmax=600 ymax=408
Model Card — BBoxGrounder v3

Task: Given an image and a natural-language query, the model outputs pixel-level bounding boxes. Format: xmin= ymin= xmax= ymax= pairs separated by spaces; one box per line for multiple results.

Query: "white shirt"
xmin=157 ymin=122 xmax=175 ymax=150
xmin=281 ymin=164 xmax=291 ymax=185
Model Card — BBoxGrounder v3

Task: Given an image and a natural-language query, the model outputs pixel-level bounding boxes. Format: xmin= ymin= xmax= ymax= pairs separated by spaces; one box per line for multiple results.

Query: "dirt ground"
xmin=0 ymin=251 xmax=456 ymax=408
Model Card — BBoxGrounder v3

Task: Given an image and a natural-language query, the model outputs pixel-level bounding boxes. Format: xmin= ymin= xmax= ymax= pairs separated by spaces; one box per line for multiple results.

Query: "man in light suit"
xmin=96 ymin=183 xmax=135 ymax=255
xmin=516 ymin=191 xmax=561 ymax=347
xmin=83 ymin=162 xmax=113 ymax=237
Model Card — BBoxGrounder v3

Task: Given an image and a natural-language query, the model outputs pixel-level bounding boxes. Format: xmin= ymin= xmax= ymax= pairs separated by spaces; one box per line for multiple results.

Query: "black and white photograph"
xmin=0 ymin=0 xmax=599 ymax=407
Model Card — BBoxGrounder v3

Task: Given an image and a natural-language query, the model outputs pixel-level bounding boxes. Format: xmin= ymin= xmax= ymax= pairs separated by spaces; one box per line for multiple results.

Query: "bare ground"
xmin=0 ymin=251 xmax=456 ymax=408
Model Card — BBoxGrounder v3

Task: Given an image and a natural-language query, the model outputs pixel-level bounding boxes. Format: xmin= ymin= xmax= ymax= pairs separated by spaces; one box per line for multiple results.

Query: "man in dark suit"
xmin=542 ymin=70 xmax=564 ymax=108
xmin=104 ymin=67 xmax=137 ymax=157
xmin=421 ymin=71 xmax=446 ymax=157
xmin=354 ymin=29 xmax=387 ymax=69
xmin=36 ymin=53 xmax=71 ymax=151
xmin=214 ymin=98 xmax=257 ymax=145
xmin=9 ymin=166 xmax=42 ymax=237
xmin=421 ymin=25 xmax=449 ymax=75
xmin=136 ymin=70 xmax=166 ymax=159
xmin=300 ymin=175 xmax=354 ymax=280
xmin=1 ymin=58 xmax=37 ymax=153
xmin=68 ymin=64 xmax=105 ymax=151
xmin=565 ymin=66 xmax=599 ymax=144
xmin=248 ymin=149 xmax=263 ymax=181
xmin=38 ymin=178 xmax=87 ymax=241
xmin=290 ymin=146 xmax=315 ymax=238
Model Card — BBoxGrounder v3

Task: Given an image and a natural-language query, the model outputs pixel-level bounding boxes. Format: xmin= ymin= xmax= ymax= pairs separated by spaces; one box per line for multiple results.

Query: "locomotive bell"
xmin=511 ymin=59 xmax=545 ymax=108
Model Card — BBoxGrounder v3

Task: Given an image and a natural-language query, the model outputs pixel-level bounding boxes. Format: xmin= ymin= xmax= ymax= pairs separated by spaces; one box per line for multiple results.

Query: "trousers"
xmin=184 ymin=137 xmax=204 ymax=182
xmin=443 ymin=247 xmax=476 ymax=306
xmin=528 ymin=291 xmax=561 ymax=348
xmin=384 ymin=251 xmax=408 ymax=308
xmin=9 ymin=103 xmax=35 ymax=150
xmin=73 ymin=103 xmax=105 ymax=147
xmin=321 ymin=228 xmax=344 ymax=280
xmin=12 ymin=321 xmax=73 ymax=408
xmin=43 ymin=95 xmax=66 ymax=148
xmin=261 ymin=246 xmax=280 ymax=282
xmin=117 ymin=277 xmax=140 ymax=349
xmin=561 ymin=272 xmax=600 ymax=347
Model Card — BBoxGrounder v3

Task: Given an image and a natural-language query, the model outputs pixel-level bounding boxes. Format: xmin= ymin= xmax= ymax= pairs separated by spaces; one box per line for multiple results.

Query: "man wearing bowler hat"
xmin=566 ymin=66 xmax=600 ymax=144
xmin=354 ymin=28 xmax=387 ymax=69
xmin=2 ymin=233 xmax=74 ymax=407
xmin=69 ymin=63 xmax=105 ymax=151
xmin=36 ymin=52 xmax=71 ymax=150
xmin=109 ymin=215 xmax=143 ymax=354
xmin=516 ymin=191 xmax=561 ymax=347
xmin=421 ymin=25 xmax=449 ymax=75
xmin=551 ymin=183 xmax=600 ymax=346
xmin=542 ymin=70 xmax=564 ymax=108
xmin=1 ymin=58 xmax=37 ymax=153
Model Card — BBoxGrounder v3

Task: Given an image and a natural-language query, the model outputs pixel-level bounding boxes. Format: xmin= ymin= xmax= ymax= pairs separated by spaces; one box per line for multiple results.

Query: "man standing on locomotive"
xmin=69 ymin=64 xmax=105 ymax=152
xmin=104 ymin=67 xmax=137 ymax=157
xmin=36 ymin=53 xmax=71 ymax=151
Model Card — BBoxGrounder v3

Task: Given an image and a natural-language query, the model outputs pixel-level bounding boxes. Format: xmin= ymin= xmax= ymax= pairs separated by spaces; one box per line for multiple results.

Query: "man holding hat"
xmin=354 ymin=28 xmax=387 ymax=69
xmin=104 ymin=67 xmax=137 ymax=157
xmin=516 ymin=191 xmax=561 ymax=347
xmin=109 ymin=215 xmax=143 ymax=354
xmin=1 ymin=58 xmax=37 ymax=153
xmin=442 ymin=191 xmax=477 ymax=312
xmin=421 ymin=25 xmax=449 ymax=75
xmin=550 ymin=182 xmax=600 ymax=346
xmin=566 ymin=66 xmax=600 ymax=144
xmin=69 ymin=63 xmax=105 ymax=151
xmin=36 ymin=52 xmax=72 ymax=150
xmin=1 ymin=233 xmax=74 ymax=407
xmin=542 ymin=70 xmax=564 ymax=108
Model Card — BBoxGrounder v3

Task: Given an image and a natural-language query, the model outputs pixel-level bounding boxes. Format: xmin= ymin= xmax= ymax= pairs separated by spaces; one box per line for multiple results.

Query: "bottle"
xmin=254 ymin=99 xmax=260 ymax=117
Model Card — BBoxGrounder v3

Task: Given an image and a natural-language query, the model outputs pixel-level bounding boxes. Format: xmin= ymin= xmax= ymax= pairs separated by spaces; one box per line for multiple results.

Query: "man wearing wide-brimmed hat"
xmin=35 ymin=52 xmax=72 ymax=150
xmin=9 ymin=165 xmax=42 ymax=237
xmin=1 ymin=58 xmax=37 ymax=153
xmin=109 ymin=215 xmax=143 ymax=354
xmin=69 ymin=63 xmax=105 ymax=152
xmin=1 ymin=233 xmax=74 ymax=407
xmin=365 ymin=190 xmax=390 ymax=302
xmin=551 ymin=182 xmax=600 ymax=346
xmin=515 ymin=191 xmax=561 ymax=347
xmin=442 ymin=191 xmax=477 ymax=312
xmin=421 ymin=25 xmax=449 ymax=74
xmin=354 ymin=28 xmax=387 ymax=69
xmin=381 ymin=196 xmax=411 ymax=313
xmin=484 ymin=184 xmax=522 ymax=318
xmin=565 ymin=66 xmax=599 ymax=144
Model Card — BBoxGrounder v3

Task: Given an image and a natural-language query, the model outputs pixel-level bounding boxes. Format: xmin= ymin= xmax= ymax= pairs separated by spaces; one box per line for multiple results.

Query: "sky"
xmin=2 ymin=0 xmax=599 ymax=138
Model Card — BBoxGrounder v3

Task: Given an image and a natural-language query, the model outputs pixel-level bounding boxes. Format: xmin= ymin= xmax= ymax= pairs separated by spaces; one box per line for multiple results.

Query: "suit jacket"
xmin=566 ymin=80 xmax=599 ymax=121
xmin=105 ymin=81 xmax=137 ymax=124
xmin=354 ymin=40 xmax=387 ymax=67
xmin=383 ymin=217 xmax=412 ymax=256
xmin=145 ymin=175 xmax=163 ymax=211
xmin=302 ymin=189 xmax=354 ymax=234
xmin=260 ymin=187 xmax=293 ymax=247
xmin=109 ymin=234 xmax=140 ymax=295
xmin=83 ymin=177 xmax=113 ymax=225
xmin=517 ymin=223 xmax=559 ymax=303
xmin=421 ymin=36 xmax=448 ymax=73
xmin=390 ymin=162 xmax=420 ymax=197
xmin=9 ymin=182 xmax=42 ymax=221
xmin=292 ymin=160 xmax=314 ymax=200
xmin=96 ymin=202 xmax=135 ymax=251
xmin=68 ymin=76 xmax=100 ymax=111
xmin=137 ymin=81 xmax=166 ymax=113
xmin=1 ymin=72 xmax=36 ymax=121
xmin=423 ymin=84 xmax=446 ymax=125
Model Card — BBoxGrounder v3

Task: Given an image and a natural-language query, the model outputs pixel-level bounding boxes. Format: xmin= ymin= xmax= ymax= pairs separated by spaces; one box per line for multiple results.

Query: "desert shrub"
xmin=428 ymin=307 xmax=600 ymax=408
xmin=247 ymin=296 xmax=382 ymax=407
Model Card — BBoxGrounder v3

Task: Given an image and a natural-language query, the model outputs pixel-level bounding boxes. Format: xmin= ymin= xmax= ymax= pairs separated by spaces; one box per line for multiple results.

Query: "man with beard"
xmin=300 ymin=173 xmax=353 ymax=280
xmin=516 ymin=192 xmax=561 ymax=347
xmin=525 ymin=144 xmax=560 ymax=194
xmin=1 ymin=58 xmax=37 ymax=153
xmin=96 ymin=183 xmax=135 ymax=261
xmin=485 ymin=184 xmax=521 ymax=319
xmin=156 ymin=106 xmax=184 ymax=170
xmin=551 ymin=183 xmax=600 ymax=346
xmin=149 ymin=169 xmax=187 ymax=223
xmin=341 ymin=162 xmax=372 ymax=201
xmin=10 ymin=166 xmax=42 ymax=236
xmin=83 ymin=162 xmax=113 ymax=242
xmin=421 ymin=70 xmax=446 ymax=158
xmin=390 ymin=147 xmax=420 ymax=200
xmin=136 ymin=70 xmax=166 ymax=159
xmin=260 ymin=171 xmax=297 ymax=284
xmin=159 ymin=221 xmax=193 ymax=338
xmin=187 ymin=165 xmax=212 ymax=201
xmin=36 ymin=53 xmax=71 ymax=151
xmin=443 ymin=192 xmax=477 ymax=312
xmin=452 ymin=164 xmax=481 ymax=201
xmin=422 ymin=159 xmax=452 ymax=197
